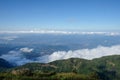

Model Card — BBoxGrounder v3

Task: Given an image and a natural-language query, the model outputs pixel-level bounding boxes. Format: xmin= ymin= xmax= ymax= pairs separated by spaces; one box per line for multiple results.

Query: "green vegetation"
xmin=0 ymin=71 xmax=100 ymax=80
xmin=0 ymin=55 xmax=120 ymax=80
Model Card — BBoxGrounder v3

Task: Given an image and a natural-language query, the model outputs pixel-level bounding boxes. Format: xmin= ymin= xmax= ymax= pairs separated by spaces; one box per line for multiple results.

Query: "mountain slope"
xmin=0 ymin=55 xmax=120 ymax=80
xmin=0 ymin=58 xmax=13 ymax=68
xmin=0 ymin=58 xmax=13 ymax=72
xmin=12 ymin=55 xmax=120 ymax=80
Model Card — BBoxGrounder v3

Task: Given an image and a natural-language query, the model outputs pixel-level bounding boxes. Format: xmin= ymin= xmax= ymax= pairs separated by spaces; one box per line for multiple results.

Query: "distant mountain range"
xmin=0 ymin=55 xmax=120 ymax=80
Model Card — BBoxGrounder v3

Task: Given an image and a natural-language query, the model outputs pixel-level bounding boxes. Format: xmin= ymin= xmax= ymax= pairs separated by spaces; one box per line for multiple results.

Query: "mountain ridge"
xmin=0 ymin=55 xmax=120 ymax=80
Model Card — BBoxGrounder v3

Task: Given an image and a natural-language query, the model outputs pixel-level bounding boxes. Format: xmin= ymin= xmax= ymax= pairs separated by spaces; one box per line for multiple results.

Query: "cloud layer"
xmin=40 ymin=45 xmax=120 ymax=62
xmin=0 ymin=45 xmax=120 ymax=65
xmin=0 ymin=50 xmax=33 ymax=65
xmin=0 ymin=30 xmax=120 ymax=36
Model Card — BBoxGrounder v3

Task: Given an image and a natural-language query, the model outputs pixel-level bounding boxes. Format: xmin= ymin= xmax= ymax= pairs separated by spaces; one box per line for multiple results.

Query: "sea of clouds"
xmin=0 ymin=45 xmax=120 ymax=65
xmin=0 ymin=30 xmax=120 ymax=36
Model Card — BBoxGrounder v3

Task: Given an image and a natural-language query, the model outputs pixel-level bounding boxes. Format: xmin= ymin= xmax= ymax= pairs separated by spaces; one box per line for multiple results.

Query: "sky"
xmin=0 ymin=0 xmax=120 ymax=31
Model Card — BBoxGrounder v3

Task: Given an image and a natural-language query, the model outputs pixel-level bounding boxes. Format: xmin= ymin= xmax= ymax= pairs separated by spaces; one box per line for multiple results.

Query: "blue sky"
xmin=0 ymin=0 xmax=120 ymax=31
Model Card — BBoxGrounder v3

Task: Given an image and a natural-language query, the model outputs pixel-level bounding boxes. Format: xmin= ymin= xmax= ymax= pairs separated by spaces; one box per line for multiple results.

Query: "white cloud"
xmin=37 ymin=45 xmax=120 ymax=63
xmin=0 ymin=30 xmax=120 ymax=36
xmin=20 ymin=47 xmax=34 ymax=53
xmin=0 ymin=45 xmax=120 ymax=65
xmin=0 ymin=48 xmax=34 ymax=65
xmin=0 ymin=50 xmax=33 ymax=65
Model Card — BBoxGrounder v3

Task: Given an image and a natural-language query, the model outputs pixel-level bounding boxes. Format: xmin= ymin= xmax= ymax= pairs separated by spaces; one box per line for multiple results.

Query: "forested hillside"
xmin=0 ymin=55 xmax=120 ymax=80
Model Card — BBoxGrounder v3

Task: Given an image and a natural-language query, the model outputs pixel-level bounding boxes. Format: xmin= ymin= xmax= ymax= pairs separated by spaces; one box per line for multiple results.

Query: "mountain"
xmin=10 ymin=55 xmax=120 ymax=80
xmin=0 ymin=55 xmax=120 ymax=80
xmin=0 ymin=58 xmax=13 ymax=68
xmin=0 ymin=58 xmax=13 ymax=72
